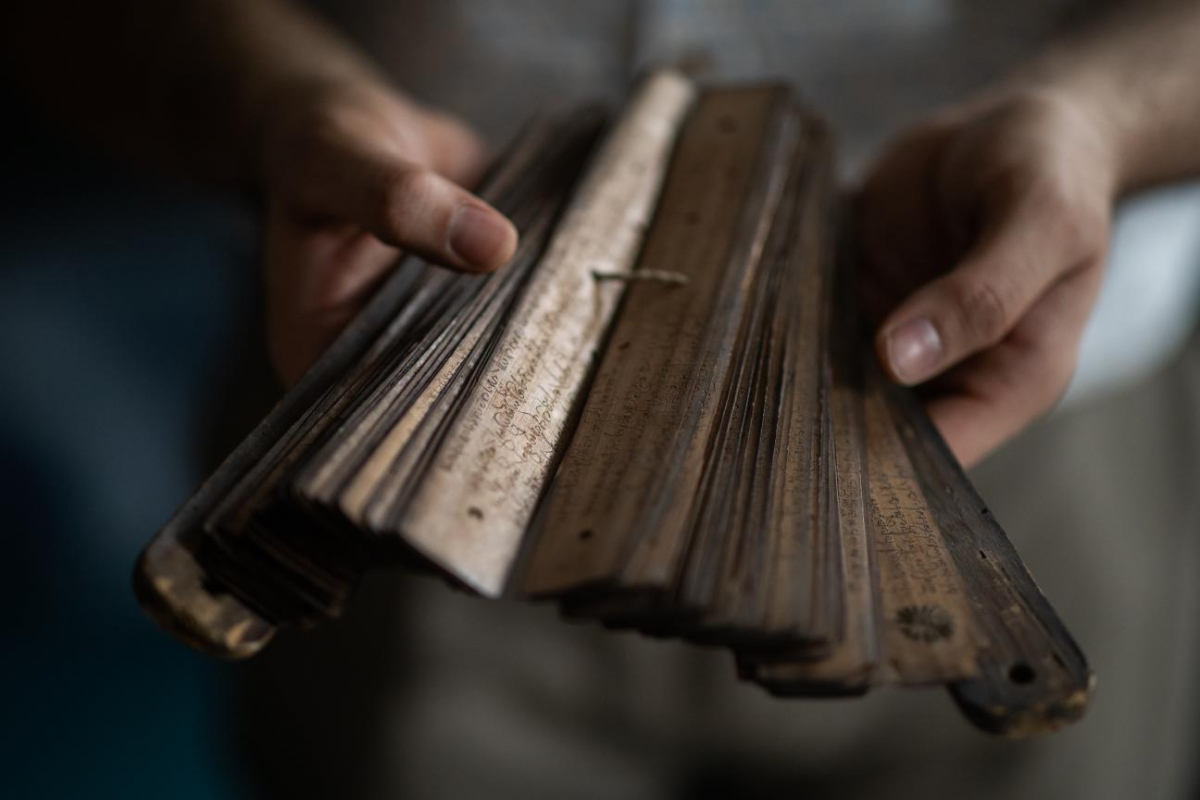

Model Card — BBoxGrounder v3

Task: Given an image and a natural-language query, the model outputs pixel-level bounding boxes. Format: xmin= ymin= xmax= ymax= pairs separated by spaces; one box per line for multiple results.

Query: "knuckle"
xmin=1033 ymin=347 xmax=1077 ymax=411
xmin=382 ymin=166 xmax=435 ymax=217
xmin=1023 ymin=170 xmax=1067 ymax=211
xmin=982 ymin=165 xmax=1031 ymax=210
xmin=1024 ymin=176 xmax=1109 ymax=264
xmin=952 ymin=278 xmax=1014 ymax=346
xmin=1059 ymin=206 xmax=1108 ymax=266
xmin=1046 ymin=338 xmax=1081 ymax=387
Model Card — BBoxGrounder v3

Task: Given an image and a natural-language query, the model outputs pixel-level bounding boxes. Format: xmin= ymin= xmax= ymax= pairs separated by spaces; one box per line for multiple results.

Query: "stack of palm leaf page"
xmin=134 ymin=71 xmax=1093 ymax=737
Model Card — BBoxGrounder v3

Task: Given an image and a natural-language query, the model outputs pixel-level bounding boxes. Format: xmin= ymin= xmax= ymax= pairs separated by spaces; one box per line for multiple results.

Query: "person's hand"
xmin=257 ymin=79 xmax=518 ymax=386
xmin=857 ymin=88 xmax=1118 ymax=466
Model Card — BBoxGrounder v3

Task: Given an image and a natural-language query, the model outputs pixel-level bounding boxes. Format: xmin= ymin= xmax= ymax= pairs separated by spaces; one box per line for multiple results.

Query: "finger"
xmin=875 ymin=194 xmax=1087 ymax=386
xmin=264 ymin=206 xmax=400 ymax=386
xmin=925 ymin=343 xmax=1067 ymax=469
xmin=923 ymin=265 xmax=1101 ymax=466
xmin=420 ymin=110 xmax=491 ymax=187
xmin=291 ymin=144 xmax=517 ymax=273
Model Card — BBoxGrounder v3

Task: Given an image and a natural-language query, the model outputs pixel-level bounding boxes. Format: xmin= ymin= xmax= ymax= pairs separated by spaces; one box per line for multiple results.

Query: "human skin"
xmin=859 ymin=0 xmax=1200 ymax=466
xmin=4 ymin=0 xmax=518 ymax=385
xmin=5 ymin=0 xmax=1200 ymax=462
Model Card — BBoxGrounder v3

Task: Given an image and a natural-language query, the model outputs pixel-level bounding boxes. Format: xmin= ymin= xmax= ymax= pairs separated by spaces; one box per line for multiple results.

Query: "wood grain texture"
xmin=743 ymin=225 xmax=882 ymax=693
xmin=883 ymin=378 xmax=1094 ymax=736
xmin=521 ymin=85 xmax=793 ymax=603
xmin=133 ymin=74 xmax=1093 ymax=737
xmin=133 ymin=108 xmax=608 ymax=651
xmin=392 ymin=71 xmax=695 ymax=596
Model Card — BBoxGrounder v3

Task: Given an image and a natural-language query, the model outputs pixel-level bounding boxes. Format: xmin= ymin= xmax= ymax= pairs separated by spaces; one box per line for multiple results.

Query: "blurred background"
xmin=0 ymin=83 xmax=255 ymax=797
xmin=3 ymin=2 xmax=1200 ymax=798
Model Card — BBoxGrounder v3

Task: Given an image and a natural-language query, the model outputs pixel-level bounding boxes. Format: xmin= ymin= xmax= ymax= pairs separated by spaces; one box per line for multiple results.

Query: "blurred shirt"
xmin=320 ymin=0 xmax=1089 ymax=172
xmin=312 ymin=0 xmax=1200 ymax=402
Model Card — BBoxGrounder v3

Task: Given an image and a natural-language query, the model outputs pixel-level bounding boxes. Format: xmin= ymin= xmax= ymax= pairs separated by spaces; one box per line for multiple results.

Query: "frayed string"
xmin=592 ymin=269 xmax=689 ymax=286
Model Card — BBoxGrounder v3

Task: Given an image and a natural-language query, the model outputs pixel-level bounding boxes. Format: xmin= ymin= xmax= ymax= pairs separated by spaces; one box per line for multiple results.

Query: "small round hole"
xmin=468 ymin=507 xmax=484 ymax=520
xmin=1008 ymin=662 xmax=1036 ymax=685
xmin=683 ymin=211 xmax=701 ymax=225
xmin=579 ymin=529 xmax=594 ymax=541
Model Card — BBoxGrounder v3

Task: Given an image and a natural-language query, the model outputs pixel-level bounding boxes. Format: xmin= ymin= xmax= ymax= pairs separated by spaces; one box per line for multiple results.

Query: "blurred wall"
xmin=0 ymin=85 xmax=257 ymax=798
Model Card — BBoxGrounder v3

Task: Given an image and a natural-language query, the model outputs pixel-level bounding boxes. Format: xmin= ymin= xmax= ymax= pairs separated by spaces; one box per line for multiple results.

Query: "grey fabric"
xmin=322 ymin=0 xmax=1089 ymax=170
xmin=313 ymin=0 xmax=635 ymax=141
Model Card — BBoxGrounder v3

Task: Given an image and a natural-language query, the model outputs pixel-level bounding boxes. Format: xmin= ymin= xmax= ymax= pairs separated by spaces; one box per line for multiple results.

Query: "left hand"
xmin=256 ymin=79 xmax=516 ymax=386
xmin=857 ymin=87 xmax=1118 ymax=466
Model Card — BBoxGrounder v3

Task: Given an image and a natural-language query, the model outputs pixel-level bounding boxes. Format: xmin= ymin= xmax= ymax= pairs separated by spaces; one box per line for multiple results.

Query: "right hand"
xmin=256 ymin=79 xmax=518 ymax=386
xmin=857 ymin=88 xmax=1117 ymax=467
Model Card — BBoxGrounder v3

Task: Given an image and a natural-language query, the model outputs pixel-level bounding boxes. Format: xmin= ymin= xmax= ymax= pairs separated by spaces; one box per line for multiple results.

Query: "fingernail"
xmin=448 ymin=205 xmax=516 ymax=270
xmin=886 ymin=317 xmax=943 ymax=384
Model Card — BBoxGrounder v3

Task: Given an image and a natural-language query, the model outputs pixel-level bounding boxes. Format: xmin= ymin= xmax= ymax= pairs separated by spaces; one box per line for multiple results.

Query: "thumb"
xmin=291 ymin=143 xmax=518 ymax=273
xmin=875 ymin=199 xmax=1075 ymax=385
